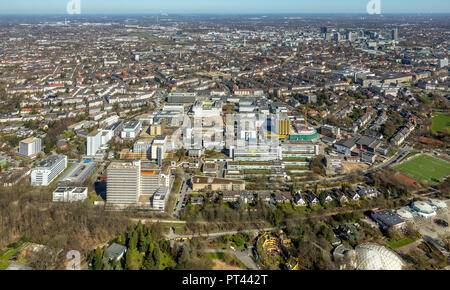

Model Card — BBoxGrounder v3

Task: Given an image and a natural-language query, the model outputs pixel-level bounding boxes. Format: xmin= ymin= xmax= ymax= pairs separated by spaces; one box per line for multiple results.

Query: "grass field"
xmin=431 ymin=112 xmax=450 ymax=134
xmin=0 ymin=242 xmax=29 ymax=270
xmin=394 ymin=154 xmax=450 ymax=184
xmin=386 ymin=237 xmax=416 ymax=249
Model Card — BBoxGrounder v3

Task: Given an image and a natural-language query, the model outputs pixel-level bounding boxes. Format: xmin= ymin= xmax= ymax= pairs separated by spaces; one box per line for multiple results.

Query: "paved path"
xmin=203 ymin=249 xmax=259 ymax=270
xmin=166 ymin=227 xmax=278 ymax=240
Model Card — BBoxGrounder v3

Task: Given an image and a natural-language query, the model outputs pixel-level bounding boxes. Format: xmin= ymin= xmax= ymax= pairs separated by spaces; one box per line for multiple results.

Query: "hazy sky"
xmin=0 ymin=0 xmax=449 ymax=14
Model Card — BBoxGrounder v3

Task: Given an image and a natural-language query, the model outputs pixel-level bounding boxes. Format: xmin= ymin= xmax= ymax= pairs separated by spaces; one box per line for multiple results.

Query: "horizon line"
xmin=1 ymin=12 xmax=450 ymax=16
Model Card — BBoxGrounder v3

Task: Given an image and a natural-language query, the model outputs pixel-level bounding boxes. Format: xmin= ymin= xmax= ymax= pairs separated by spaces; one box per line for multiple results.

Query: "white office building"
xmin=121 ymin=121 xmax=142 ymax=139
xmin=19 ymin=137 xmax=41 ymax=158
xmin=107 ymin=161 xmax=141 ymax=204
xmin=152 ymin=187 xmax=170 ymax=211
xmin=31 ymin=155 xmax=67 ymax=186
xmin=87 ymin=130 xmax=102 ymax=156
xmin=53 ymin=187 xmax=88 ymax=202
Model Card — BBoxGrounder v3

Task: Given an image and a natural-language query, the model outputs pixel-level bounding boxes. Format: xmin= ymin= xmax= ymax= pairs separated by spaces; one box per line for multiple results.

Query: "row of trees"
xmin=88 ymin=221 xmax=217 ymax=270
xmin=0 ymin=183 xmax=132 ymax=269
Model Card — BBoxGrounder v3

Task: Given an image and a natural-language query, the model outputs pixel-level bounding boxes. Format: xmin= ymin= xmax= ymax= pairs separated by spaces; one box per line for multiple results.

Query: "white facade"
xmin=53 ymin=187 xmax=88 ymax=202
xmin=19 ymin=137 xmax=41 ymax=158
xmin=87 ymin=130 xmax=102 ymax=156
xmin=31 ymin=155 xmax=67 ymax=186
xmin=152 ymin=187 xmax=170 ymax=211
xmin=121 ymin=121 xmax=142 ymax=139
xmin=107 ymin=161 xmax=141 ymax=204
xmin=100 ymin=115 xmax=119 ymax=127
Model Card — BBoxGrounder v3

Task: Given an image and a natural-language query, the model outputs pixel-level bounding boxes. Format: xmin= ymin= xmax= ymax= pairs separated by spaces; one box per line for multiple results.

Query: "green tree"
xmin=93 ymin=247 xmax=104 ymax=270
xmin=125 ymin=248 xmax=143 ymax=270
xmin=127 ymin=229 xmax=138 ymax=249
xmin=152 ymin=244 xmax=161 ymax=269
xmin=142 ymin=252 xmax=156 ymax=270
xmin=232 ymin=234 xmax=246 ymax=249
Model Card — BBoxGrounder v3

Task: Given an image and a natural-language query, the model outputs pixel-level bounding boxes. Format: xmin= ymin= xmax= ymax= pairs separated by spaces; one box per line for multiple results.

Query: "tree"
xmin=222 ymin=234 xmax=231 ymax=244
xmin=152 ymin=244 xmax=161 ymax=269
xmin=310 ymin=155 xmax=326 ymax=176
xmin=232 ymin=234 xmax=246 ymax=249
xmin=78 ymin=142 xmax=86 ymax=155
xmin=142 ymin=252 xmax=156 ymax=270
xmin=125 ymin=248 xmax=143 ymax=270
xmin=117 ymin=234 xmax=125 ymax=245
xmin=127 ymin=229 xmax=138 ymax=250
xmin=230 ymin=198 xmax=243 ymax=210
xmin=93 ymin=247 xmax=104 ymax=270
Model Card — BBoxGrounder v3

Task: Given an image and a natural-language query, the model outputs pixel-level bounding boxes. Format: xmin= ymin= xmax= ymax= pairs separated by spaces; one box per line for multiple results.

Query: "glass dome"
xmin=354 ymin=243 xmax=404 ymax=270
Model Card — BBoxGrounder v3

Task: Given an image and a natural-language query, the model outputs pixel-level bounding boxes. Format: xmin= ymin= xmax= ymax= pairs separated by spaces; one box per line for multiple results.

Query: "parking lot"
xmin=413 ymin=200 xmax=450 ymax=240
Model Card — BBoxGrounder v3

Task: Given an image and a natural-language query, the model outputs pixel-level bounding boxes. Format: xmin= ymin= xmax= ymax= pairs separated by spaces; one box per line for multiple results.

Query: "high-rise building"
xmin=334 ymin=32 xmax=341 ymax=42
xmin=87 ymin=130 xmax=102 ymax=156
xmin=346 ymin=31 xmax=356 ymax=42
xmin=279 ymin=115 xmax=291 ymax=136
xmin=392 ymin=28 xmax=398 ymax=41
xmin=106 ymin=161 xmax=171 ymax=209
xmin=19 ymin=137 xmax=41 ymax=158
xmin=151 ymin=135 xmax=167 ymax=160
xmin=106 ymin=161 xmax=141 ymax=204
xmin=31 ymin=155 xmax=67 ymax=186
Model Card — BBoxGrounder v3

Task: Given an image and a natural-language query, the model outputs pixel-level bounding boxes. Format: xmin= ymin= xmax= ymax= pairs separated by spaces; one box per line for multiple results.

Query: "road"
xmin=172 ymin=173 xmax=192 ymax=219
xmin=203 ymin=249 xmax=259 ymax=270
xmin=165 ymin=227 xmax=278 ymax=240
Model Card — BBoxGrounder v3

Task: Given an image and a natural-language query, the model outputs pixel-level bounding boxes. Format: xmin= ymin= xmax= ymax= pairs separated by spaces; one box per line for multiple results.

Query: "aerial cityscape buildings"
xmin=0 ymin=7 xmax=448 ymax=273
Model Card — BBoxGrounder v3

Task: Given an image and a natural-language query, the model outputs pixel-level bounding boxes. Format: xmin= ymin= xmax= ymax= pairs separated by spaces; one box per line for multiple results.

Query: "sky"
xmin=0 ymin=0 xmax=449 ymax=15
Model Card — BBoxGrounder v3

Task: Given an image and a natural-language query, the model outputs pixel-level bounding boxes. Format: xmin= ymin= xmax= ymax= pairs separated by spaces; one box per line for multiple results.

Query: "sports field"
xmin=394 ymin=154 xmax=450 ymax=184
xmin=431 ymin=112 xmax=450 ymax=134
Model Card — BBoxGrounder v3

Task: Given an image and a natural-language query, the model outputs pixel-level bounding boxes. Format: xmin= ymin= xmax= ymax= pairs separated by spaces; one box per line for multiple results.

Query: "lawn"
xmin=0 ymin=242 xmax=28 ymax=270
xmin=394 ymin=154 xmax=450 ymax=184
xmin=386 ymin=237 xmax=416 ymax=249
xmin=431 ymin=112 xmax=450 ymax=134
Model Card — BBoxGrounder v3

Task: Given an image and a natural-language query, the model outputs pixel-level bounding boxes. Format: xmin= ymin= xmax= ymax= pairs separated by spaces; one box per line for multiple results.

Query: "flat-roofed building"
xmin=53 ymin=187 xmax=88 ymax=202
xmin=167 ymin=92 xmax=197 ymax=103
xmin=57 ymin=159 xmax=98 ymax=185
xmin=281 ymin=141 xmax=320 ymax=159
xmin=31 ymin=155 xmax=67 ymax=186
xmin=370 ymin=208 xmax=406 ymax=229
xmin=121 ymin=120 xmax=142 ymax=139
xmin=151 ymin=187 xmax=170 ymax=211
xmin=106 ymin=161 xmax=141 ymax=204
xmin=151 ymin=135 xmax=167 ymax=162
xmin=19 ymin=137 xmax=41 ymax=158
xmin=87 ymin=130 xmax=102 ymax=156
xmin=106 ymin=161 xmax=171 ymax=207
xmin=192 ymin=176 xmax=245 ymax=192
xmin=148 ymin=124 xmax=162 ymax=136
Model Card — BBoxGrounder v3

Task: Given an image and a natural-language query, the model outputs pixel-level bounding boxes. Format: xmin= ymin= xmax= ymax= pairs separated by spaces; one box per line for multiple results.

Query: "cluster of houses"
xmin=193 ymin=186 xmax=381 ymax=207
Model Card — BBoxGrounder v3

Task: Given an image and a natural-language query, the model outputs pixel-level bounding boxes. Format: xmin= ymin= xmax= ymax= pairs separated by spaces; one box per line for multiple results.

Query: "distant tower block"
xmin=229 ymin=146 xmax=235 ymax=159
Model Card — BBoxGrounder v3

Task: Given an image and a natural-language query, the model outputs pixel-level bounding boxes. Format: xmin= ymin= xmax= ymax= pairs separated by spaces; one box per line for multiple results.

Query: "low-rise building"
xmin=192 ymin=176 xmax=245 ymax=192
xmin=52 ymin=187 xmax=88 ymax=202
xmin=370 ymin=208 xmax=406 ymax=229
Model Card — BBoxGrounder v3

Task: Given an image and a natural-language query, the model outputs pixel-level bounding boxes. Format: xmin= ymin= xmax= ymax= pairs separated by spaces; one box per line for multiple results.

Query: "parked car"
xmin=434 ymin=219 xmax=449 ymax=227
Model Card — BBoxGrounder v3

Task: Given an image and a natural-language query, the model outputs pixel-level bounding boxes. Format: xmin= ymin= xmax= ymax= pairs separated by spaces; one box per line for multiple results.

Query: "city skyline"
xmin=0 ymin=0 xmax=449 ymax=15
